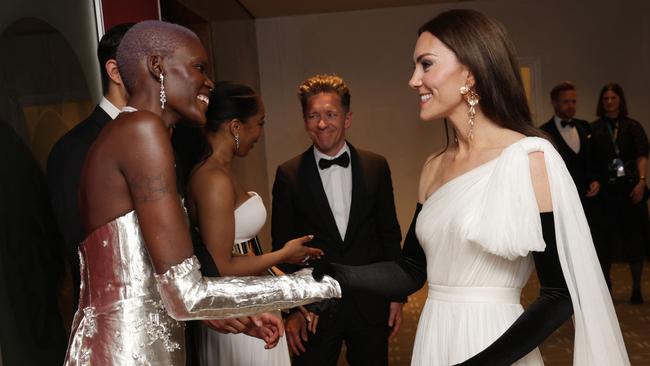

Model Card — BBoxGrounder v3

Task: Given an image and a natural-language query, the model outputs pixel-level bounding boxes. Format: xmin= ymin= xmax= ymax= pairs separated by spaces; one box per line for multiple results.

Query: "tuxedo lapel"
xmin=547 ymin=118 xmax=579 ymax=155
xmin=575 ymin=122 xmax=589 ymax=150
xmin=344 ymin=145 xmax=364 ymax=246
xmin=299 ymin=147 xmax=341 ymax=243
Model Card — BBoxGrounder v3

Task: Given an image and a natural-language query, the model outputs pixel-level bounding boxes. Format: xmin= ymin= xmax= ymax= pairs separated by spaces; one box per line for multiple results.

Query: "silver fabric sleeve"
xmin=155 ymin=256 xmax=341 ymax=320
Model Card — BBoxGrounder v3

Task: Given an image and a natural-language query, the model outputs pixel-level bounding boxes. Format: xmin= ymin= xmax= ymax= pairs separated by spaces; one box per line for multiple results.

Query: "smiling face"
xmin=235 ymin=98 xmax=265 ymax=156
xmin=163 ymin=37 xmax=214 ymax=125
xmin=408 ymin=32 xmax=471 ymax=123
xmin=303 ymin=92 xmax=351 ymax=156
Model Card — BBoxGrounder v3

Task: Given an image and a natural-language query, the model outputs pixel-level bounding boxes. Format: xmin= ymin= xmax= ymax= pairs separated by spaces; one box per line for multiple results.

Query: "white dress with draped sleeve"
xmin=412 ymin=137 xmax=629 ymax=365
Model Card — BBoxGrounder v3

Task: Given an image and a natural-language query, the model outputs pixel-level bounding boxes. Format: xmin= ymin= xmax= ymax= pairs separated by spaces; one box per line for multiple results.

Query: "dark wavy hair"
xmin=172 ymin=81 xmax=259 ymax=190
xmin=418 ymin=9 xmax=545 ymax=144
xmin=596 ymin=83 xmax=628 ymax=118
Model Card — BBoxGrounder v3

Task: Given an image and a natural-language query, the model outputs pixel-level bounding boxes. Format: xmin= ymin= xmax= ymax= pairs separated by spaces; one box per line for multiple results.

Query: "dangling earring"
xmin=459 ymin=85 xmax=480 ymax=140
xmin=234 ymin=133 xmax=240 ymax=152
xmin=159 ymin=73 xmax=166 ymax=110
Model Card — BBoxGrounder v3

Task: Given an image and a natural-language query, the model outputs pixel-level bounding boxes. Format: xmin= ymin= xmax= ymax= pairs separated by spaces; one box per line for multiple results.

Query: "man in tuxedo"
xmin=540 ymin=81 xmax=600 ymax=197
xmin=540 ymin=81 xmax=608 ymax=283
xmin=47 ymin=23 xmax=132 ymax=311
xmin=272 ymin=74 xmax=403 ymax=366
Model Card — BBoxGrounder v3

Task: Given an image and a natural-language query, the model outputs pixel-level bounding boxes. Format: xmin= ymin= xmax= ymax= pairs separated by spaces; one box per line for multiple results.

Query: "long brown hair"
xmin=596 ymin=83 xmax=628 ymax=118
xmin=419 ymin=9 xmax=545 ymax=140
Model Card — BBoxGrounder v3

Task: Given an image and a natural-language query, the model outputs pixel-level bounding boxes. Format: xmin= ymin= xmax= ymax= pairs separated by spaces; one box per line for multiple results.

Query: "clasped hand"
xmin=202 ymin=312 xmax=284 ymax=349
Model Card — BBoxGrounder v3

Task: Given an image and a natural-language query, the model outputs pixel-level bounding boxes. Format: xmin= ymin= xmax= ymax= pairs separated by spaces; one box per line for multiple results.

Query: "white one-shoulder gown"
xmin=411 ymin=137 xmax=629 ymax=365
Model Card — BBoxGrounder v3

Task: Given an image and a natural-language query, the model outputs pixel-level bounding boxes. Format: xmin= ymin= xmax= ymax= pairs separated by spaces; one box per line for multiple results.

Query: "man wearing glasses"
xmin=271 ymin=74 xmax=403 ymax=366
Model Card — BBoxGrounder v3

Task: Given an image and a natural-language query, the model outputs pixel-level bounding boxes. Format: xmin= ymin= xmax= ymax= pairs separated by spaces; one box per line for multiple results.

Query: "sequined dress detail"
xmin=65 ymin=210 xmax=185 ymax=365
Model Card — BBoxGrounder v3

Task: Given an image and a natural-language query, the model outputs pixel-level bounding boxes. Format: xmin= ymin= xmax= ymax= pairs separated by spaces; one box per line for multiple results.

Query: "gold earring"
xmin=460 ymin=85 xmax=480 ymax=140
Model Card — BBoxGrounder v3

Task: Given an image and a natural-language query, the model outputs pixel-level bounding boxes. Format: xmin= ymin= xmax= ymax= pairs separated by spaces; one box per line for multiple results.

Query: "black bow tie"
xmin=561 ymin=120 xmax=575 ymax=128
xmin=319 ymin=151 xmax=350 ymax=170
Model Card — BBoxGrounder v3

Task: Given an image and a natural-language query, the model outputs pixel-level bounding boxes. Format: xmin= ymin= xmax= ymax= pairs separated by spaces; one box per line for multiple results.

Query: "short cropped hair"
xmin=297 ymin=74 xmax=351 ymax=113
xmin=550 ymin=81 xmax=576 ymax=102
xmin=98 ymin=23 xmax=133 ymax=94
xmin=116 ymin=20 xmax=198 ymax=93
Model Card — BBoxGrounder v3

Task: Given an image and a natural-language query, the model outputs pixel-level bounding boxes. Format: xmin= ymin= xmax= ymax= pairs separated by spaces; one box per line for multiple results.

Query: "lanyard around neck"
xmin=606 ymin=120 xmax=620 ymax=156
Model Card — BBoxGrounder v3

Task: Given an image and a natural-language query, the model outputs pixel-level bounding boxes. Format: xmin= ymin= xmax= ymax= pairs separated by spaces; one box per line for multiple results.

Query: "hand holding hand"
xmin=202 ymin=317 xmax=251 ymax=334
xmin=245 ymin=313 xmax=285 ymax=349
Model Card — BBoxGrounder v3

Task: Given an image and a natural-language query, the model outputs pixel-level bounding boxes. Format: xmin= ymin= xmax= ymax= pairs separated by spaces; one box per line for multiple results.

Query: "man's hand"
xmin=284 ymin=311 xmax=309 ymax=356
xmin=585 ymin=181 xmax=601 ymax=198
xmin=298 ymin=306 xmax=319 ymax=334
xmin=630 ymin=180 xmax=646 ymax=204
xmin=387 ymin=302 xmax=403 ymax=342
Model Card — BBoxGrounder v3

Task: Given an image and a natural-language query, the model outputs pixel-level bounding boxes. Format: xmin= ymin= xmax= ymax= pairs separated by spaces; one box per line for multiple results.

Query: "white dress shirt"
xmin=99 ymin=97 xmax=121 ymax=120
xmin=554 ymin=115 xmax=580 ymax=153
xmin=314 ymin=143 xmax=352 ymax=241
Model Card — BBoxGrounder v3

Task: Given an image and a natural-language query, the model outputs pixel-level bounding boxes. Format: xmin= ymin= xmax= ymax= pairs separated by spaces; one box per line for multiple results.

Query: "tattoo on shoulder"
xmin=128 ymin=173 xmax=168 ymax=203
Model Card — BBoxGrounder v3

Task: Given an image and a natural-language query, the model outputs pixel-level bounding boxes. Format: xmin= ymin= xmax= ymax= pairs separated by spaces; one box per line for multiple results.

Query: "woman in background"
xmin=590 ymin=83 xmax=648 ymax=304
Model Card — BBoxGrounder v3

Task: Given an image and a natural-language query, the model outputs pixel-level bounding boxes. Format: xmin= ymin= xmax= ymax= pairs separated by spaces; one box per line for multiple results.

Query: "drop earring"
xmin=159 ymin=73 xmax=166 ymax=109
xmin=459 ymin=85 xmax=480 ymax=140
xmin=234 ymin=133 xmax=240 ymax=152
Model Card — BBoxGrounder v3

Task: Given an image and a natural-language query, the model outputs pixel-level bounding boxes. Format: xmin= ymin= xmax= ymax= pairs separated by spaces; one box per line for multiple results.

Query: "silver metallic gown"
xmin=64 ymin=210 xmax=340 ymax=365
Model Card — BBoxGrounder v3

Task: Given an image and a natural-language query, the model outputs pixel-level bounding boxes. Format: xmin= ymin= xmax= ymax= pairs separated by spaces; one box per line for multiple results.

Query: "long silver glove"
xmin=155 ymin=255 xmax=341 ymax=320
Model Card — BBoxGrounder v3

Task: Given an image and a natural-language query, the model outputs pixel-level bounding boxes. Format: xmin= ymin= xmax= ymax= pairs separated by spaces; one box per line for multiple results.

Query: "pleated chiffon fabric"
xmin=412 ymin=137 xmax=628 ymax=365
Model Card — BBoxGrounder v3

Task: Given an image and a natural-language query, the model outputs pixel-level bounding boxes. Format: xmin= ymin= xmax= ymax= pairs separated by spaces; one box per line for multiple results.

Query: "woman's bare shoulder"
xmin=418 ymin=150 xmax=446 ymax=202
xmin=189 ymin=163 xmax=234 ymax=201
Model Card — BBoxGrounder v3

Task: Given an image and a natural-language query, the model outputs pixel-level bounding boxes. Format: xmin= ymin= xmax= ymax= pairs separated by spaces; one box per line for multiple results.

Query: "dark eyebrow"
xmin=415 ymin=53 xmax=436 ymax=62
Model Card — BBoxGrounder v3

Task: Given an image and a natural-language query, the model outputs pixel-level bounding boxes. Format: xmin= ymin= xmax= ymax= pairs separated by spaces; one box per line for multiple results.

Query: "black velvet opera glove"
xmin=312 ymin=204 xmax=427 ymax=300
xmin=455 ymin=212 xmax=573 ymax=366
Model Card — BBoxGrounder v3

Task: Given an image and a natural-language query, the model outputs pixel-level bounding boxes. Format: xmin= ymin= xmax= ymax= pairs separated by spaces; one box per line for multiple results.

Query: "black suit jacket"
xmin=46 ymin=105 xmax=112 ymax=310
xmin=1 ymin=121 xmax=67 ymax=365
xmin=540 ymin=117 xmax=598 ymax=196
xmin=271 ymin=143 xmax=402 ymax=324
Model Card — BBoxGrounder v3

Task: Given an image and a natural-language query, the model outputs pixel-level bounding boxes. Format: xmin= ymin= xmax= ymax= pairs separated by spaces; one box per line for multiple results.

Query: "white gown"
xmin=199 ymin=192 xmax=291 ymax=366
xmin=412 ymin=137 xmax=629 ymax=365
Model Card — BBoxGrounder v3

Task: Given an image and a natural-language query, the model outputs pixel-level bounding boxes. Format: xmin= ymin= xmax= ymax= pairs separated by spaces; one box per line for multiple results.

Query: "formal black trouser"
xmin=292 ymin=298 xmax=390 ymax=366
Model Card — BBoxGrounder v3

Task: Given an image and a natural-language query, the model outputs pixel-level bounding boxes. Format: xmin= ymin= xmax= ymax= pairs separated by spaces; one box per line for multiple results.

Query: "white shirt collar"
xmin=313 ymin=142 xmax=350 ymax=163
xmin=99 ymin=97 xmax=121 ymax=120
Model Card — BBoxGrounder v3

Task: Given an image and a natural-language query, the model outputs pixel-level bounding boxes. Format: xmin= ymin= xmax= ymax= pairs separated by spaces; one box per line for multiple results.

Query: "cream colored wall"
xmin=256 ymin=0 xmax=650 ymax=237
xmin=210 ymin=18 xmax=273 ymax=248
